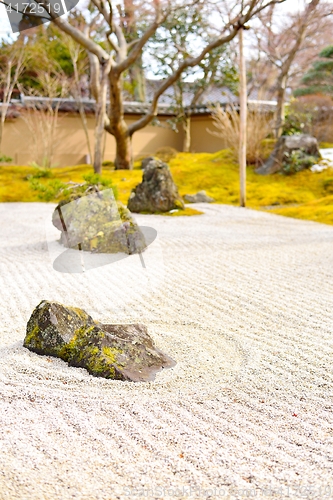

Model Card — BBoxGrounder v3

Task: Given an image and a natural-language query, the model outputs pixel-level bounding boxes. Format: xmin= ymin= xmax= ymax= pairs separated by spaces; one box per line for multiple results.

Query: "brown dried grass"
xmin=208 ymin=103 xmax=272 ymax=165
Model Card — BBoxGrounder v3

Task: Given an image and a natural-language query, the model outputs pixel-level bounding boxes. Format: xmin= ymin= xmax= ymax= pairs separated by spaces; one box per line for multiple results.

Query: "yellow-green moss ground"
xmin=1 ymin=146 xmax=333 ymax=224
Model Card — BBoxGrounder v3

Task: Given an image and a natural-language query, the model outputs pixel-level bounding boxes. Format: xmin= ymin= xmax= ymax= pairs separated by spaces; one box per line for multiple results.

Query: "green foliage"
xmin=295 ymin=45 xmax=333 ymax=98
xmin=1 ymin=21 xmax=88 ymax=95
xmin=82 ymin=173 xmax=118 ymax=199
xmin=282 ymin=150 xmax=317 ymax=175
xmin=283 ymin=95 xmax=333 ymax=143
xmin=82 ymin=173 xmax=115 ymax=189
xmin=26 ymin=160 xmax=56 ymax=179
xmin=322 ymin=178 xmax=333 ymax=194
xmin=283 ymin=104 xmax=312 ymax=136
xmin=28 ymin=171 xmax=118 ymax=202
xmin=102 ymin=160 xmax=115 ymax=168
xmin=271 ymin=195 xmax=333 ymax=225
xmin=4 ymin=148 xmax=333 ymax=225
xmin=0 ymin=154 xmax=13 ymax=163
xmin=29 ymin=178 xmax=66 ymax=201
xmin=147 ymin=4 xmax=238 ymax=130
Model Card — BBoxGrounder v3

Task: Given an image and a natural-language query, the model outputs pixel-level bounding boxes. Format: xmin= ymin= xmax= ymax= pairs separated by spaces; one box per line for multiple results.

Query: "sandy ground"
xmin=1 ymin=202 xmax=333 ymax=500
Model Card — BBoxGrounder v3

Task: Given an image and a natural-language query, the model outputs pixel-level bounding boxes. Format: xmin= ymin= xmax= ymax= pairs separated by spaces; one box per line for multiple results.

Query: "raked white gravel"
xmin=1 ymin=202 xmax=333 ymax=500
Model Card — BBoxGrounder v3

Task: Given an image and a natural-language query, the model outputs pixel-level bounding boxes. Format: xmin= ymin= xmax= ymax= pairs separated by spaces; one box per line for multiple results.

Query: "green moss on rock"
xmin=23 ymin=301 xmax=95 ymax=357
xmin=52 ymin=192 xmax=146 ymax=255
xmin=24 ymin=301 xmax=176 ymax=382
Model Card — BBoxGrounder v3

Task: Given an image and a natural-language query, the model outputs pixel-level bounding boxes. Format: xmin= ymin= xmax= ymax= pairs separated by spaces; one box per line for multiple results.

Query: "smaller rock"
xmin=184 ymin=190 xmax=215 ymax=203
xmin=128 ymin=159 xmax=184 ymax=213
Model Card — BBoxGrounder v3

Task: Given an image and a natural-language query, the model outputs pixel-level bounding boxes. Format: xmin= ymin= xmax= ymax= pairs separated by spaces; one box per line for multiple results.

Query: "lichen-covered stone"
xmin=24 ymin=301 xmax=175 ymax=382
xmin=141 ymin=156 xmax=156 ymax=169
xmin=23 ymin=300 xmax=95 ymax=357
xmin=52 ymin=192 xmax=146 ymax=254
xmin=127 ymin=159 xmax=184 ymax=213
xmin=256 ymin=134 xmax=321 ymax=175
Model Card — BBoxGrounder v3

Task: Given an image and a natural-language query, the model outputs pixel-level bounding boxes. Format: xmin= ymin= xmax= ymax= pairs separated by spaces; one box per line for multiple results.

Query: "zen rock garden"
xmin=24 ymin=301 xmax=175 ymax=382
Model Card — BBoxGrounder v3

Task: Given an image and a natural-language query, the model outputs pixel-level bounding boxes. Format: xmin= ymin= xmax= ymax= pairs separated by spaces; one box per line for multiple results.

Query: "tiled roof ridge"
xmin=2 ymin=91 xmax=277 ymax=117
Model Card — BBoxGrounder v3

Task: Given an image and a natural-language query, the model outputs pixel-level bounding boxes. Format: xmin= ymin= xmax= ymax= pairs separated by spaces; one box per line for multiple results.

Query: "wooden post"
xmin=239 ymin=27 xmax=247 ymax=208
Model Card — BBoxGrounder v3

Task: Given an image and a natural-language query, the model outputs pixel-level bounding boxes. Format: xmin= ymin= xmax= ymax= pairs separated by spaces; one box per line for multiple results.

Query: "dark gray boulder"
xmin=52 ymin=193 xmax=146 ymax=254
xmin=23 ymin=300 xmax=95 ymax=358
xmin=256 ymin=134 xmax=320 ymax=175
xmin=184 ymin=190 xmax=215 ymax=203
xmin=24 ymin=301 xmax=175 ymax=382
xmin=127 ymin=159 xmax=184 ymax=213
xmin=141 ymin=156 xmax=156 ymax=169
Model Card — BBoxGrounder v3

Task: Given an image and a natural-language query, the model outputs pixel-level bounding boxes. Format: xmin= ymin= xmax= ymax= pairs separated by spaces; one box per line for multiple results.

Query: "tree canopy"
xmin=295 ymin=45 xmax=333 ymax=97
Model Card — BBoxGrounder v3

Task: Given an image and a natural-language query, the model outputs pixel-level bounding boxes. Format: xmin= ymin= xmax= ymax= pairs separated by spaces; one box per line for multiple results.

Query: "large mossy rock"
xmin=127 ymin=159 xmax=184 ymax=213
xmin=24 ymin=301 xmax=175 ymax=382
xmin=52 ymin=192 xmax=146 ymax=254
xmin=256 ymin=134 xmax=321 ymax=175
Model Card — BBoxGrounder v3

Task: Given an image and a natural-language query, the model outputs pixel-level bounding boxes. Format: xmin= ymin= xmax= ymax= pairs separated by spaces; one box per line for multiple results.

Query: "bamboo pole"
xmin=239 ymin=27 xmax=247 ymax=208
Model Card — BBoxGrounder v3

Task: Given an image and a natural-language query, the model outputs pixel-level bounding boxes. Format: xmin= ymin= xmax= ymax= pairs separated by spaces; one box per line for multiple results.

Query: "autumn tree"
xmin=251 ymin=0 xmax=332 ymax=138
xmin=0 ymin=35 xmax=27 ymax=153
xmin=7 ymin=0 xmax=288 ymax=171
xmin=119 ymin=0 xmax=147 ymax=102
xmin=147 ymin=6 xmax=238 ymax=152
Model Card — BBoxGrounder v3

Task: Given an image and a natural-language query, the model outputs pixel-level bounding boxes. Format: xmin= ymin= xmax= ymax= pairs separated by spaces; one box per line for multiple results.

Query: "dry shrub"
xmin=21 ymin=71 xmax=68 ymax=168
xmin=22 ymin=104 xmax=62 ymax=168
xmin=155 ymin=146 xmax=178 ymax=163
xmin=208 ymin=104 xmax=272 ymax=165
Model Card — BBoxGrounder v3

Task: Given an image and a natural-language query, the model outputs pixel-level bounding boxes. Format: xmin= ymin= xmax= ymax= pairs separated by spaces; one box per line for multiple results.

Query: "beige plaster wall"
xmin=189 ymin=115 xmax=226 ymax=153
xmin=2 ymin=112 xmax=223 ymax=166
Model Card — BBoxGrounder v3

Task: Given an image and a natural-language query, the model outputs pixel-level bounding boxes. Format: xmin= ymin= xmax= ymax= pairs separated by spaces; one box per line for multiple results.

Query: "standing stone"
xmin=256 ymin=134 xmax=321 ymax=175
xmin=141 ymin=156 xmax=156 ymax=169
xmin=128 ymin=159 xmax=184 ymax=213
xmin=52 ymin=193 xmax=146 ymax=254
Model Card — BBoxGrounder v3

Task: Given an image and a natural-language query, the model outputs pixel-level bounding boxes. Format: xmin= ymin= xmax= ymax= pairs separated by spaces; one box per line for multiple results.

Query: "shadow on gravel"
xmin=53 ymin=226 xmax=157 ymax=273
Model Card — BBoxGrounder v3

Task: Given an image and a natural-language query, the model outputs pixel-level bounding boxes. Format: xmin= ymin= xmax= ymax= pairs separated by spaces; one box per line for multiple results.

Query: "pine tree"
xmin=295 ymin=45 xmax=333 ymax=97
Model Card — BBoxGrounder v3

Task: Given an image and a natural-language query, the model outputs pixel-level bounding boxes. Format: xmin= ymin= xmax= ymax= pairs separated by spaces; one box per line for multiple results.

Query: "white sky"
xmin=0 ymin=0 xmax=331 ymax=43
xmin=0 ymin=0 xmax=87 ymax=36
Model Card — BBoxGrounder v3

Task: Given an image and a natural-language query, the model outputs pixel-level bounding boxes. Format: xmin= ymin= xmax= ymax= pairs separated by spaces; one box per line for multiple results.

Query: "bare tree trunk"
xmin=94 ymin=108 xmax=105 ymax=174
xmin=129 ymin=55 xmax=146 ymax=102
xmin=0 ymin=106 xmax=8 ymax=151
xmin=275 ymin=75 xmax=287 ymax=138
xmin=70 ymin=43 xmax=93 ymax=163
xmin=183 ymin=116 xmax=191 ymax=152
xmin=0 ymin=61 xmax=12 ymax=153
xmin=115 ymin=131 xmax=133 ymax=170
xmin=271 ymin=0 xmax=321 ymax=138
xmin=107 ymin=69 xmax=133 ymax=170
xmin=239 ymin=27 xmax=247 ymax=208
xmin=93 ymin=62 xmax=109 ymax=174
xmin=0 ymin=35 xmax=25 ymax=152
